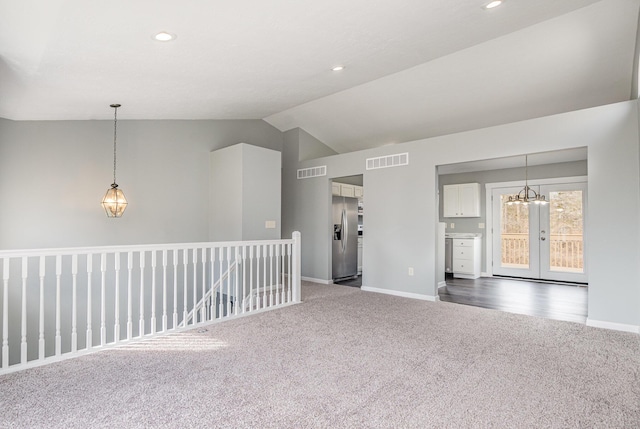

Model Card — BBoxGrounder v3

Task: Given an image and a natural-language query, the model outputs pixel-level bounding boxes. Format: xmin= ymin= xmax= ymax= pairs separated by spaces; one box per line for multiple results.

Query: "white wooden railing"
xmin=0 ymin=232 xmax=301 ymax=374
xmin=501 ymin=233 xmax=583 ymax=269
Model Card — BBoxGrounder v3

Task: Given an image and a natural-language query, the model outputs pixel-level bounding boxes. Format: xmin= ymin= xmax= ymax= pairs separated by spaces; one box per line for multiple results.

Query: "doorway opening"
xmin=331 ymin=175 xmax=364 ymax=287
xmin=437 ymin=148 xmax=588 ymax=322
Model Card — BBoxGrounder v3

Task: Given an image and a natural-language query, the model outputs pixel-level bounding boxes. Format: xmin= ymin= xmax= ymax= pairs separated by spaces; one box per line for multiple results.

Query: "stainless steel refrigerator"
xmin=332 ymin=195 xmax=358 ymax=280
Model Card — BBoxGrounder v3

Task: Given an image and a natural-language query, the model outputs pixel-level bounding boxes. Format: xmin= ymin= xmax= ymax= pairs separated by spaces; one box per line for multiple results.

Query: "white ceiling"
xmin=1 ymin=0 xmax=638 ymax=153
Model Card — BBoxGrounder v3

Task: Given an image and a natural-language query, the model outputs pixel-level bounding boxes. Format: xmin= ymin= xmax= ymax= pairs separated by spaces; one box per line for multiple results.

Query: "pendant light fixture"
xmin=101 ymin=103 xmax=128 ymax=217
xmin=505 ymin=155 xmax=548 ymax=206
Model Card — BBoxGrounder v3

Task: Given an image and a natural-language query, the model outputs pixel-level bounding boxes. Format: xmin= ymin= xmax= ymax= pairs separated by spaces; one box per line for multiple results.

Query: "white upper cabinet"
xmin=332 ymin=182 xmax=341 ymax=196
xmin=443 ymin=183 xmax=481 ymax=217
xmin=333 ymin=182 xmax=363 ymax=198
xmin=340 ymin=184 xmax=356 ymax=197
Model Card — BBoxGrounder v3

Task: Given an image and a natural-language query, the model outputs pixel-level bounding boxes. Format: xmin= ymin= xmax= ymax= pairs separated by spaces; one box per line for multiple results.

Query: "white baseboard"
xmin=301 ymin=276 xmax=333 ymax=285
xmin=361 ymin=286 xmax=439 ymax=302
xmin=586 ymin=318 xmax=640 ymax=334
xmin=481 ymin=272 xmax=490 ymax=277
xmin=438 ymin=281 xmax=447 ymax=289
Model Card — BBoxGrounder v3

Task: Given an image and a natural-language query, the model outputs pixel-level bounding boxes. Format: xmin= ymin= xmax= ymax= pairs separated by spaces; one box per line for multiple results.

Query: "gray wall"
xmin=0 ymin=118 xmax=283 ymax=250
xmin=281 ymin=100 xmax=640 ymax=328
xmin=298 ymin=128 xmax=338 ymax=161
xmin=438 ymin=160 xmax=588 ymax=272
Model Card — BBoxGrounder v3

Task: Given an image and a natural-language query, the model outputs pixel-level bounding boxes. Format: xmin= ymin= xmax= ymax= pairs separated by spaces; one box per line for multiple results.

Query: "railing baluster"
xmin=262 ymin=245 xmax=267 ymax=309
xmin=151 ymin=251 xmax=157 ymax=335
xmin=234 ymin=247 xmax=240 ymax=316
xmin=39 ymin=256 xmax=46 ymax=359
xmin=139 ymin=251 xmax=146 ymax=337
xmin=218 ymin=248 xmax=224 ymax=317
xmin=226 ymin=247 xmax=232 ymax=317
xmin=249 ymin=246 xmax=254 ymax=312
xmin=127 ymin=252 xmax=133 ymax=340
xmin=241 ymin=246 xmax=247 ymax=314
xmin=182 ymin=249 xmax=188 ymax=325
xmin=156 ymin=250 xmax=162 ymax=335
xmin=71 ymin=254 xmax=78 ymax=353
xmin=20 ymin=257 xmax=28 ymax=364
xmin=255 ymin=246 xmax=260 ymax=310
xmin=275 ymin=244 xmax=281 ymax=306
xmin=209 ymin=247 xmax=215 ymax=321
xmin=173 ymin=249 xmax=178 ymax=329
xmin=86 ymin=255 xmax=93 ymax=349
xmin=100 ymin=253 xmax=106 ymax=346
xmin=279 ymin=244 xmax=284 ymax=304
xmin=288 ymin=243 xmax=292 ymax=303
xmin=192 ymin=249 xmax=197 ymax=323
xmin=114 ymin=252 xmax=121 ymax=343
xmin=55 ymin=255 xmax=62 ymax=355
xmin=2 ymin=258 xmax=10 ymax=369
xmin=201 ymin=248 xmax=206 ymax=323
xmin=269 ymin=245 xmax=274 ymax=307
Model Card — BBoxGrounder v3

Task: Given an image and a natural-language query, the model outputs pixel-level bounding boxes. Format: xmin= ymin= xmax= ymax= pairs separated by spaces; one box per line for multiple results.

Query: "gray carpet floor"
xmin=1 ymin=282 xmax=639 ymax=428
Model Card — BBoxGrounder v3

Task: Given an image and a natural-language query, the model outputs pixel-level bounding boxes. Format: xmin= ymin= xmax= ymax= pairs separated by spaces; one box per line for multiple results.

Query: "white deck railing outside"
xmin=501 ymin=233 xmax=583 ymax=270
xmin=0 ymin=232 xmax=301 ymax=374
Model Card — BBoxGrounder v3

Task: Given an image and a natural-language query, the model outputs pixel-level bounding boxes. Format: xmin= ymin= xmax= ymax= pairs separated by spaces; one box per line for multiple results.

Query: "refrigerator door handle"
xmin=342 ymin=208 xmax=347 ymax=253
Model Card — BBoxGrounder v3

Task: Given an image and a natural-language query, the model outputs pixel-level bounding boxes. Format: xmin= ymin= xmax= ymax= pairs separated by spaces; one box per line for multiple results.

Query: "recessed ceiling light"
xmin=154 ymin=32 xmax=176 ymax=42
xmin=484 ymin=1 xmax=503 ymax=9
xmin=331 ymin=65 xmax=345 ymax=72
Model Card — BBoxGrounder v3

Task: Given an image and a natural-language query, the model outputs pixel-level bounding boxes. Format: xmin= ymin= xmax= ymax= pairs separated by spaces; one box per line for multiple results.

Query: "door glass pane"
xmin=549 ymin=190 xmax=584 ymax=273
xmin=500 ymin=194 xmax=529 ymax=269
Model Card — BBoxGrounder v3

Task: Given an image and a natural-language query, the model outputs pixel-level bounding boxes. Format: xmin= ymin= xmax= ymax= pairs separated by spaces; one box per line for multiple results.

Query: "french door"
xmin=491 ymin=182 xmax=587 ymax=283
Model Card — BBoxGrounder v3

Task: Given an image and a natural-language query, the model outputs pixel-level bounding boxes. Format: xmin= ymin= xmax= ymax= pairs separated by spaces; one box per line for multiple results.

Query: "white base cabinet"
xmin=452 ymin=237 xmax=481 ymax=279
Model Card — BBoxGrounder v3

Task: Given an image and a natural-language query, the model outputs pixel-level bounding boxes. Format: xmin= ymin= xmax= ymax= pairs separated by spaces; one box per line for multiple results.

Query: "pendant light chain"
xmin=112 ymin=104 xmax=119 ymax=186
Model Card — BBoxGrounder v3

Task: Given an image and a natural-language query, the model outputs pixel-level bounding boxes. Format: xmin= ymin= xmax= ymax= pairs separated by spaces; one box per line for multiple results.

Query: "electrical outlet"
xmin=408 ymin=267 xmax=414 ymax=276
xmin=265 ymin=220 xmax=276 ymax=229
xmin=450 ymin=223 xmax=455 ymax=229
xmin=479 ymin=223 xmax=485 ymax=229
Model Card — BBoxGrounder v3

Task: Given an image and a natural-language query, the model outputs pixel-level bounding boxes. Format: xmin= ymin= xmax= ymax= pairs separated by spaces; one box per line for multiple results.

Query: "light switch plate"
xmin=479 ymin=223 xmax=485 ymax=229
xmin=450 ymin=223 xmax=455 ymax=229
xmin=265 ymin=220 xmax=276 ymax=229
xmin=408 ymin=267 xmax=414 ymax=276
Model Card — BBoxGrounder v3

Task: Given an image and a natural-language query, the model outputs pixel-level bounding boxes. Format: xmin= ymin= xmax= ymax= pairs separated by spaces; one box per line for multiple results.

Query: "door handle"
xmin=340 ymin=209 xmax=349 ymax=252
xmin=541 ymin=237 xmax=546 ymax=241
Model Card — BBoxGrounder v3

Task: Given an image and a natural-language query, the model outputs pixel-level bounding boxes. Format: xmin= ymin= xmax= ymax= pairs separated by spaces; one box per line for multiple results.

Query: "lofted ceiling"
xmin=1 ymin=0 xmax=638 ymax=153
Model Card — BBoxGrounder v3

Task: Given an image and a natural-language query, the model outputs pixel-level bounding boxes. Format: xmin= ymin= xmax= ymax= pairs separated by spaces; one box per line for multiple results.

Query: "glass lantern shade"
xmin=101 ymin=184 xmax=128 ymax=218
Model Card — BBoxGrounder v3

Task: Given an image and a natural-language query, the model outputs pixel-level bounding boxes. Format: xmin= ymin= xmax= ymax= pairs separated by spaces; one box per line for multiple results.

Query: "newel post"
xmin=292 ymin=231 xmax=301 ymax=303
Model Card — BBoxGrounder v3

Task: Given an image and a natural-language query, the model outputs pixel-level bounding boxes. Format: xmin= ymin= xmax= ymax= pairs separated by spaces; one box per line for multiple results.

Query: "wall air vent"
xmin=366 ymin=153 xmax=409 ymax=170
xmin=297 ymin=165 xmax=327 ymax=179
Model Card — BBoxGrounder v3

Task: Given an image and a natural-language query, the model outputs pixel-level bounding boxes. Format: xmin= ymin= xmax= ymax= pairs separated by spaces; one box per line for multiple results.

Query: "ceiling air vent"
xmin=297 ymin=165 xmax=327 ymax=179
xmin=366 ymin=153 xmax=409 ymax=170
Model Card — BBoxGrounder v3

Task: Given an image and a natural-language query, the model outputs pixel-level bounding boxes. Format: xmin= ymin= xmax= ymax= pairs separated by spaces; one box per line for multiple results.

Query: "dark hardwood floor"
xmin=334 ymin=275 xmax=362 ymax=288
xmin=439 ymin=275 xmax=588 ymax=324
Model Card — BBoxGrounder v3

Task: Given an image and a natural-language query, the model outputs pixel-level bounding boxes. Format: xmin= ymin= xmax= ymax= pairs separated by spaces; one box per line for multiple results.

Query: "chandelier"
xmin=101 ymin=104 xmax=128 ymax=217
xmin=505 ymin=155 xmax=548 ymax=206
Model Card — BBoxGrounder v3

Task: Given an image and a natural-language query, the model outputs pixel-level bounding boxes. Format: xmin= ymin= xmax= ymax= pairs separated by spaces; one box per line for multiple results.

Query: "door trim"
xmin=485 ymin=176 xmax=587 ymax=277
